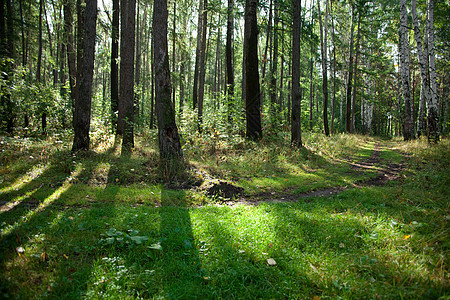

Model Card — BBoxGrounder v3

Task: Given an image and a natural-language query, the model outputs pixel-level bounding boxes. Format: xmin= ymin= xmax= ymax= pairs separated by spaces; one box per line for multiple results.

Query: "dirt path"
xmin=227 ymin=142 xmax=405 ymax=206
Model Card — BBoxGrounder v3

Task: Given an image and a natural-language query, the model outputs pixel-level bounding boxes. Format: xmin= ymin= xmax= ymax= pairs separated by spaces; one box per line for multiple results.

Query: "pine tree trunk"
xmin=269 ymin=0 xmax=278 ymax=123
xmin=192 ymin=0 xmax=204 ymax=110
xmin=352 ymin=12 xmax=361 ymax=133
xmin=153 ymin=0 xmax=183 ymax=176
xmin=346 ymin=5 xmax=355 ymax=133
xmin=110 ymin=0 xmax=119 ymax=131
xmin=318 ymin=0 xmax=329 ymax=136
xmin=226 ymin=0 xmax=234 ymax=123
xmin=72 ymin=0 xmax=97 ymax=151
xmin=399 ymin=0 xmax=414 ymax=140
xmin=244 ymin=0 xmax=262 ymax=140
xmin=291 ymin=0 xmax=302 ymax=147
xmin=171 ymin=1 xmax=176 ymax=108
xmin=64 ymin=0 xmax=77 ymax=119
xmin=197 ymin=0 xmax=208 ymax=132
xmin=330 ymin=0 xmax=336 ymax=134
xmin=119 ymin=0 xmax=136 ymax=152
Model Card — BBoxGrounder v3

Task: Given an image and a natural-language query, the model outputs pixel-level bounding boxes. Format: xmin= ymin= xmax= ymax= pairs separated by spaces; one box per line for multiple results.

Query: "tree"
xmin=226 ymin=0 xmax=234 ymax=123
xmin=426 ymin=0 xmax=439 ymax=142
xmin=291 ymin=0 xmax=302 ymax=147
xmin=119 ymin=0 xmax=136 ymax=152
xmin=110 ymin=0 xmax=119 ymax=132
xmin=399 ymin=0 xmax=414 ymax=141
xmin=244 ymin=0 xmax=262 ymax=140
xmin=318 ymin=0 xmax=329 ymax=136
xmin=345 ymin=4 xmax=355 ymax=133
xmin=153 ymin=0 xmax=183 ymax=176
xmin=197 ymin=0 xmax=208 ymax=132
xmin=72 ymin=0 xmax=97 ymax=151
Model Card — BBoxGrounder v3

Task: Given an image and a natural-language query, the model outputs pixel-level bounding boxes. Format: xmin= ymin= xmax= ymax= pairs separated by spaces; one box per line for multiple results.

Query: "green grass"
xmin=0 ymin=131 xmax=448 ymax=299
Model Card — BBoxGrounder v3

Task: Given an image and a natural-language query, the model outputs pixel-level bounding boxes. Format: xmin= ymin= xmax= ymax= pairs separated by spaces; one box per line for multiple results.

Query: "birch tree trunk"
xmin=399 ymin=0 xmax=414 ymax=140
xmin=426 ymin=0 xmax=439 ymax=142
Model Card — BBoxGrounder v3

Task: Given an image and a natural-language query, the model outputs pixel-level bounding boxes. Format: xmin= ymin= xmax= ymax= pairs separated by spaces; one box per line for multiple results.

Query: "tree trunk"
xmin=64 ymin=0 xmax=77 ymax=118
xmin=291 ymin=0 xmax=302 ymax=147
xmin=269 ymin=0 xmax=278 ymax=123
xmin=197 ymin=0 xmax=208 ymax=132
xmin=345 ymin=5 xmax=355 ymax=133
xmin=72 ymin=0 xmax=97 ymax=151
xmin=261 ymin=0 xmax=272 ymax=82
xmin=153 ymin=0 xmax=183 ymax=176
xmin=318 ymin=0 xmax=329 ymax=136
xmin=119 ymin=0 xmax=136 ymax=152
xmin=244 ymin=0 xmax=262 ymax=140
xmin=411 ymin=0 xmax=429 ymax=138
xmin=37 ymin=0 xmax=43 ymax=83
xmin=171 ymin=0 xmax=176 ymax=108
xmin=226 ymin=0 xmax=234 ymax=123
xmin=330 ymin=0 xmax=336 ymax=134
xmin=192 ymin=0 xmax=204 ymax=110
xmin=110 ymin=0 xmax=119 ymax=132
xmin=426 ymin=0 xmax=439 ymax=142
xmin=399 ymin=0 xmax=414 ymax=140
xmin=352 ymin=12 xmax=361 ymax=133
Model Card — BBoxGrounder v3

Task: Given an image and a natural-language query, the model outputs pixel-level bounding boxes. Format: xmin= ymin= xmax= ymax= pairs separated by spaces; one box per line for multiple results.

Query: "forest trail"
xmin=229 ymin=142 xmax=406 ymax=206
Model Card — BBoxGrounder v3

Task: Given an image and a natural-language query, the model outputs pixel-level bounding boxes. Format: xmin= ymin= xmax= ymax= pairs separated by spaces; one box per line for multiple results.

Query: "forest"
xmin=0 ymin=0 xmax=449 ymax=298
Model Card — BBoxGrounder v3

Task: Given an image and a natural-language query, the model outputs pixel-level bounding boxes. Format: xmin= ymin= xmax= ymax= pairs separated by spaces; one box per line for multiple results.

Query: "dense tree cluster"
xmin=1 ymin=0 xmax=448 ymax=157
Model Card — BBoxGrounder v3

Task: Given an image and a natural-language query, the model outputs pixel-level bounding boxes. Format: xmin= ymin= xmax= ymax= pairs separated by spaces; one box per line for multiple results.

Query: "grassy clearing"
xmin=0 ymin=131 xmax=448 ymax=299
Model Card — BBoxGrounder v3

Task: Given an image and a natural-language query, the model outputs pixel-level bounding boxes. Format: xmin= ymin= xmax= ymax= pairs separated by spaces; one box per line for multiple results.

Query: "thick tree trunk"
xmin=426 ymin=0 xmax=439 ymax=142
xmin=226 ymin=0 xmax=234 ymax=123
xmin=345 ymin=5 xmax=355 ymax=133
xmin=153 ymin=0 xmax=183 ymax=175
xmin=318 ymin=0 xmax=329 ymax=136
xmin=399 ymin=0 xmax=414 ymax=140
xmin=291 ymin=0 xmax=302 ymax=147
xmin=111 ymin=0 xmax=119 ymax=132
xmin=244 ymin=0 xmax=262 ymax=140
xmin=72 ymin=0 xmax=97 ymax=151
xmin=119 ymin=0 xmax=136 ymax=152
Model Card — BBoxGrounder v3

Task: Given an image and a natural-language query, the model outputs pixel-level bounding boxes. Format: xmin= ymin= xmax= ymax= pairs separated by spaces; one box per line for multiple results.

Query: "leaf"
xmin=267 ymin=258 xmax=277 ymax=266
xmin=403 ymin=235 xmax=411 ymax=240
xmin=148 ymin=242 xmax=163 ymax=251
xmin=130 ymin=236 xmax=149 ymax=244
xmin=106 ymin=227 xmax=117 ymax=236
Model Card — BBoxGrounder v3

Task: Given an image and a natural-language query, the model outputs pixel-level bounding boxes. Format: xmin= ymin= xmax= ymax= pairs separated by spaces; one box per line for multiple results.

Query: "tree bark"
xmin=197 ymin=0 xmax=208 ymax=132
xmin=64 ymin=0 xmax=77 ymax=118
xmin=426 ymin=0 xmax=439 ymax=142
xmin=291 ymin=0 xmax=302 ymax=147
xmin=226 ymin=0 xmax=234 ymax=123
xmin=330 ymin=0 xmax=336 ymax=134
xmin=269 ymin=0 xmax=278 ymax=123
xmin=411 ymin=0 xmax=429 ymax=138
xmin=171 ymin=0 xmax=176 ymax=108
xmin=119 ymin=0 xmax=136 ymax=152
xmin=72 ymin=0 xmax=97 ymax=151
xmin=345 ymin=5 xmax=355 ymax=133
xmin=153 ymin=0 xmax=183 ymax=175
xmin=318 ymin=0 xmax=329 ymax=136
xmin=192 ymin=0 xmax=204 ymax=110
xmin=110 ymin=0 xmax=119 ymax=132
xmin=352 ymin=12 xmax=361 ymax=133
xmin=244 ymin=0 xmax=262 ymax=140
xmin=399 ymin=0 xmax=414 ymax=140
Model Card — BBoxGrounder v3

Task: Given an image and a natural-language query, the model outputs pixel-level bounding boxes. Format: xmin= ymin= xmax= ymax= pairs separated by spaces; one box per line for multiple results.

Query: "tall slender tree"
xmin=197 ymin=0 xmax=208 ymax=132
xmin=244 ymin=0 xmax=262 ymax=140
xmin=345 ymin=4 xmax=355 ymax=133
xmin=110 ymin=0 xmax=119 ymax=132
xmin=291 ymin=0 xmax=302 ymax=147
xmin=399 ymin=0 xmax=414 ymax=140
xmin=426 ymin=0 xmax=439 ymax=142
xmin=226 ymin=0 xmax=234 ymax=122
xmin=119 ymin=0 xmax=136 ymax=152
xmin=318 ymin=0 xmax=329 ymax=136
xmin=72 ymin=0 xmax=97 ymax=151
